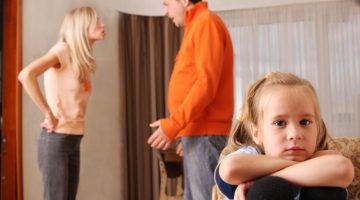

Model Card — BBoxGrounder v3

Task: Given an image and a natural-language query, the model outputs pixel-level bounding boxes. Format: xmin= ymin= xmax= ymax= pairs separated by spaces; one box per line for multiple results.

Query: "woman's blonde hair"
xmin=59 ymin=7 xmax=98 ymax=82
xmin=227 ymin=71 xmax=329 ymax=154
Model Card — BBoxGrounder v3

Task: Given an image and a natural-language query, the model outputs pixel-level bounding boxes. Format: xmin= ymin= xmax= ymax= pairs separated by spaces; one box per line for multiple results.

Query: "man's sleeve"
xmin=161 ymin=19 xmax=227 ymax=139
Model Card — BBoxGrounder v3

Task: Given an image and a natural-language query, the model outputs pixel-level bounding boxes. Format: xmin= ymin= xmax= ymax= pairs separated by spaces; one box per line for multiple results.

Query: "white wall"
xmin=22 ymin=0 xmax=127 ymax=199
xmin=114 ymin=0 xmax=163 ymax=16
xmin=113 ymin=0 xmax=343 ymax=16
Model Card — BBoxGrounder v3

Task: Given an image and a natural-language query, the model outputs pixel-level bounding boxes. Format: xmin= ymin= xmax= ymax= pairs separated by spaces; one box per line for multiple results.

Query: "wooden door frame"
xmin=2 ymin=0 xmax=22 ymax=199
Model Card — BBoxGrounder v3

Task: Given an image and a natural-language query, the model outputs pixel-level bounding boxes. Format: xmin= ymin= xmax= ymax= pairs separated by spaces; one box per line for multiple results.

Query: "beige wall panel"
xmin=22 ymin=0 xmax=126 ymax=199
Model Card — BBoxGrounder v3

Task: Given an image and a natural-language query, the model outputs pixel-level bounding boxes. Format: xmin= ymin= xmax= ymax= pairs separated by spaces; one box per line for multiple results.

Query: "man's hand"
xmin=147 ymin=120 xmax=172 ymax=150
xmin=176 ymin=143 xmax=183 ymax=157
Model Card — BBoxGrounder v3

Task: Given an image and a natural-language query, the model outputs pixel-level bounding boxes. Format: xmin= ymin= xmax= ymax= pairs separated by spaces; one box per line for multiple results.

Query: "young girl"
xmin=215 ymin=72 xmax=354 ymax=200
xmin=18 ymin=7 xmax=105 ymax=200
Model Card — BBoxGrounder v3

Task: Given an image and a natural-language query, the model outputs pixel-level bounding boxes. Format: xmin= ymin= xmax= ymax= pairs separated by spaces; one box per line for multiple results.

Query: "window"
xmin=219 ymin=0 xmax=360 ymax=137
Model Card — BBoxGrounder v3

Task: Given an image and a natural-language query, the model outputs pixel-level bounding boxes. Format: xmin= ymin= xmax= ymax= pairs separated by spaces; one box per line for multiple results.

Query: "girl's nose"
xmin=287 ymin=125 xmax=303 ymax=141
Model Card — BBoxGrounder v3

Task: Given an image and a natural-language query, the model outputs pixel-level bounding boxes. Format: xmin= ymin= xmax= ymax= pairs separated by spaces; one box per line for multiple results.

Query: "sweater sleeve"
xmin=214 ymin=147 xmax=259 ymax=199
xmin=161 ymin=17 xmax=228 ymax=139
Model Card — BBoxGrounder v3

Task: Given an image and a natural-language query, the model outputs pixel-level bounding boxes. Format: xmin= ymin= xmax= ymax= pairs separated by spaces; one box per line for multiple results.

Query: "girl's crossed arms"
xmin=215 ymin=72 xmax=354 ymax=200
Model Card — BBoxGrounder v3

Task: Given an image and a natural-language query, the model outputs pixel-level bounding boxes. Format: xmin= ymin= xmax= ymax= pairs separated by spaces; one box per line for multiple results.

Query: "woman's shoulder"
xmin=48 ymin=42 xmax=71 ymax=68
xmin=49 ymin=42 xmax=69 ymax=54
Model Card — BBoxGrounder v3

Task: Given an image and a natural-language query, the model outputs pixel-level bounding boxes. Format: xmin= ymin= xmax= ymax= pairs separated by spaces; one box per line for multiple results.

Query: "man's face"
xmin=163 ymin=0 xmax=186 ymax=27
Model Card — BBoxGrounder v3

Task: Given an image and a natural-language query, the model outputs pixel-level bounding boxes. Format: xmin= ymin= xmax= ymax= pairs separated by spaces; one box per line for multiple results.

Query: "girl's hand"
xmin=40 ymin=112 xmax=58 ymax=133
xmin=234 ymin=182 xmax=253 ymax=200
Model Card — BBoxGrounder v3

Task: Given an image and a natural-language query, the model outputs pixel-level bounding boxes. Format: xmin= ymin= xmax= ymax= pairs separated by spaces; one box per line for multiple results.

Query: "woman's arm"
xmin=18 ymin=52 xmax=59 ymax=130
xmin=219 ymin=153 xmax=297 ymax=185
xmin=272 ymin=151 xmax=354 ymax=188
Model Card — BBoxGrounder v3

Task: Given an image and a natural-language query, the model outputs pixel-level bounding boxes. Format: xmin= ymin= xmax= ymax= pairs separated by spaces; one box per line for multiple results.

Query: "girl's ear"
xmin=251 ymin=125 xmax=262 ymax=145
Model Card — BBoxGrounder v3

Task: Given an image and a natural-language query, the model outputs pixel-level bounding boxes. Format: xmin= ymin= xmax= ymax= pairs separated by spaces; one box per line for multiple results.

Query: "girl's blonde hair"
xmin=59 ymin=7 xmax=98 ymax=82
xmin=227 ymin=71 xmax=329 ymax=154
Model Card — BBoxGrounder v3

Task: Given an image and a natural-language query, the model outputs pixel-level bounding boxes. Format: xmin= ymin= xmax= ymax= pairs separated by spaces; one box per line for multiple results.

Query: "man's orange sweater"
xmin=160 ymin=2 xmax=234 ymax=140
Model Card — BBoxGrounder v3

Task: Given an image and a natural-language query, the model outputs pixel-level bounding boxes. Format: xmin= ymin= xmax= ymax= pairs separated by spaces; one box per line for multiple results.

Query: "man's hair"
xmin=190 ymin=0 xmax=202 ymax=4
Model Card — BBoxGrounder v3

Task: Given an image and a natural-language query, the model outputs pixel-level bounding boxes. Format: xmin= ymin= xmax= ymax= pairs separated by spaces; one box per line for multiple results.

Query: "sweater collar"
xmin=185 ymin=2 xmax=208 ymax=26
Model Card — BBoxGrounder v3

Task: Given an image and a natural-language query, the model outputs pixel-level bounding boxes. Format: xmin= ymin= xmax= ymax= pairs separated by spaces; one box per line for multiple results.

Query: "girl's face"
xmin=88 ymin=17 xmax=105 ymax=45
xmin=253 ymin=85 xmax=318 ymax=161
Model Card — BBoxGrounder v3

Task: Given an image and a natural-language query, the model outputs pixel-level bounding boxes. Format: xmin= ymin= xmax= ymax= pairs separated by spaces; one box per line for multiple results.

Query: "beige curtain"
xmin=118 ymin=13 xmax=182 ymax=200
xmin=218 ymin=0 xmax=360 ymax=137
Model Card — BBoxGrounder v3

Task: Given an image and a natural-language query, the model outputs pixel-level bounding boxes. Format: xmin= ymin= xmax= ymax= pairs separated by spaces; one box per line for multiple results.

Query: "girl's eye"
xmin=274 ymin=120 xmax=286 ymax=127
xmin=300 ymin=119 xmax=311 ymax=126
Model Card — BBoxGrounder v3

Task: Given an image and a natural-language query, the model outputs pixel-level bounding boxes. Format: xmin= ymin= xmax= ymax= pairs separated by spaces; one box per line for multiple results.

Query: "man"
xmin=147 ymin=0 xmax=234 ymax=199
